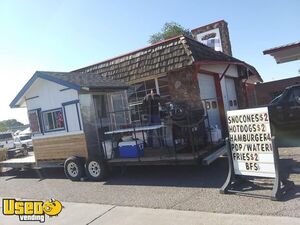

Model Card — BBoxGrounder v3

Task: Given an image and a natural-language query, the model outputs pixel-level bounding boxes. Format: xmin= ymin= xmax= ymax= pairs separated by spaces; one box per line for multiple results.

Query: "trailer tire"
xmin=64 ymin=156 xmax=85 ymax=181
xmin=85 ymin=158 xmax=107 ymax=181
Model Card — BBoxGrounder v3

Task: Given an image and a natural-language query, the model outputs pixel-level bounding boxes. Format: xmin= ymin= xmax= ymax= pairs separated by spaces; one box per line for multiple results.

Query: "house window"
xmin=127 ymin=80 xmax=156 ymax=104
xmin=157 ymin=76 xmax=171 ymax=103
xmin=127 ymin=77 xmax=171 ymax=124
xmin=111 ymin=93 xmax=130 ymax=129
xmin=28 ymin=110 xmax=41 ymax=133
xmin=127 ymin=79 xmax=156 ymax=124
xmin=43 ymin=109 xmax=65 ymax=132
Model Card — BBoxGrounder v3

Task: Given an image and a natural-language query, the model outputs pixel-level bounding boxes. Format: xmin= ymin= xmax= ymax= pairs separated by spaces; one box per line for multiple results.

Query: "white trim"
xmin=155 ymin=78 xmax=160 ymax=94
xmin=32 ymin=130 xmax=84 ymax=140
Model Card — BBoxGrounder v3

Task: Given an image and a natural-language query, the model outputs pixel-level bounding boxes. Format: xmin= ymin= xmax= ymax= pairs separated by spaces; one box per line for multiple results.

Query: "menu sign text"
xmin=227 ymin=107 xmax=275 ymax=178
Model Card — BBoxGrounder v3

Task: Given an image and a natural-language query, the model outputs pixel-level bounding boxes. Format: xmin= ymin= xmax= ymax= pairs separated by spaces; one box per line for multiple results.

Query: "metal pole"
xmin=99 ymin=112 xmax=108 ymax=160
xmin=220 ymin=138 xmax=235 ymax=194
xmin=133 ymin=123 xmax=140 ymax=162
xmin=187 ymin=110 xmax=196 ymax=158
xmin=204 ymin=99 xmax=213 ymax=145
xmin=271 ymin=136 xmax=281 ymax=201
xmin=172 ymin=121 xmax=178 ymax=162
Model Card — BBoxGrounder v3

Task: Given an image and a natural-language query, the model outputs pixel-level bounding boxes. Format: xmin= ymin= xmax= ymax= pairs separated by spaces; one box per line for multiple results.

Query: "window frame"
xmin=108 ymin=93 xmax=130 ymax=129
xmin=128 ymin=76 xmax=171 ymax=124
xmin=42 ymin=108 xmax=66 ymax=133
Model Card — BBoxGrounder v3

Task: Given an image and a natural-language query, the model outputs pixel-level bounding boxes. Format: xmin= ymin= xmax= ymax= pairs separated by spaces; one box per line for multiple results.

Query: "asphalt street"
xmin=1 ymin=143 xmax=300 ymax=218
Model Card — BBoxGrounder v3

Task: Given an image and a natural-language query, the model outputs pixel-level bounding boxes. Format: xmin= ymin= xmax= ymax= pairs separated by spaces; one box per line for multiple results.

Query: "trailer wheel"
xmin=64 ymin=156 xmax=84 ymax=181
xmin=85 ymin=158 xmax=107 ymax=181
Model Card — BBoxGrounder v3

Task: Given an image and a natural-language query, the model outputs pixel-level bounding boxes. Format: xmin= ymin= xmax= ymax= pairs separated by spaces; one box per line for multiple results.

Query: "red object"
xmin=57 ymin=111 xmax=64 ymax=128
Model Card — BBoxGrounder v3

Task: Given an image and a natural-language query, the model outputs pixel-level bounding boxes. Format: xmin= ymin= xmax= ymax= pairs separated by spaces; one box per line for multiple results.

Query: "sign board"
xmin=227 ymin=107 xmax=275 ymax=178
xmin=196 ymin=28 xmax=223 ymax=52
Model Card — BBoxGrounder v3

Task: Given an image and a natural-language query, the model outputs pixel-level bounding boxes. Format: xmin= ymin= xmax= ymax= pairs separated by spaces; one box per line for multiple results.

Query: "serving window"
xmin=43 ymin=108 xmax=65 ymax=132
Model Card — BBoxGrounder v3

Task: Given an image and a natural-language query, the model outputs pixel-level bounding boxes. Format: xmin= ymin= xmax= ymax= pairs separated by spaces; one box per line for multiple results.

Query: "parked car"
xmin=268 ymin=84 xmax=300 ymax=133
xmin=0 ymin=132 xmax=15 ymax=149
xmin=14 ymin=135 xmax=33 ymax=151
xmin=6 ymin=147 xmax=29 ymax=159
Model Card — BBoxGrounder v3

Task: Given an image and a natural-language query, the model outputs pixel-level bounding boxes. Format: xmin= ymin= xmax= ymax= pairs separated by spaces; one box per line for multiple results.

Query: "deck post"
xmin=271 ymin=137 xmax=282 ymax=201
xmin=132 ymin=124 xmax=140 ymax=162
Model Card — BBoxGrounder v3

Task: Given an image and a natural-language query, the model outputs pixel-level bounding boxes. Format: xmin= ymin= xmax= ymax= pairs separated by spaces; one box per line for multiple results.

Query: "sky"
xmin=0 ymin=0 xmax=299 ymax=124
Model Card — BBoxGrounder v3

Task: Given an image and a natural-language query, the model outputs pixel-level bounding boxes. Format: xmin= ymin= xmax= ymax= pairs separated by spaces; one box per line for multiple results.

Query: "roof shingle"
xmin=73 ymin=35 xmax=260 ymax=82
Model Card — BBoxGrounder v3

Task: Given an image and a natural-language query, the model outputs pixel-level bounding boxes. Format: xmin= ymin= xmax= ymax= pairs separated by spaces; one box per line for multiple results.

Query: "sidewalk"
xmin=1 ymin=201 xmax=299 ymax=225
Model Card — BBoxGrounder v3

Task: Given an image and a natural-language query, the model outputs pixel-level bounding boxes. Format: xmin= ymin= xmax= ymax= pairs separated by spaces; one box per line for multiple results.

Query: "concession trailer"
xmin=2 ymin=35 xmax=262 ymax=181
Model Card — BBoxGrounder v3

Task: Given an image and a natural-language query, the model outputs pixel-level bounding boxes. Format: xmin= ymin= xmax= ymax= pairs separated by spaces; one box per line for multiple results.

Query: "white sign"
xmin=196 ymin=28 xmax=223 ymax=52
xmin=227 ymin=107 xmax=275 ymax=178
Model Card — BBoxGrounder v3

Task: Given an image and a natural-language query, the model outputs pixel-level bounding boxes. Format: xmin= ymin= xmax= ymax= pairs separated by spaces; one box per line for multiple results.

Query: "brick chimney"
xmin=191 ymin=20 xmax=232 ymax=56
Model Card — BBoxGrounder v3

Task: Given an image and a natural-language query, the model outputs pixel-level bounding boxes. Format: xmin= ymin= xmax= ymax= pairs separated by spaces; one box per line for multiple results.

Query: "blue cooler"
xmin=118 ymin=140 xmax=144 ymax=158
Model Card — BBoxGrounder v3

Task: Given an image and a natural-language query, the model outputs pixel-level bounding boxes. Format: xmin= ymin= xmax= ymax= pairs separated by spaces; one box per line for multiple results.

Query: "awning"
xmin=263 ymin=41 xmax=300 ymax=64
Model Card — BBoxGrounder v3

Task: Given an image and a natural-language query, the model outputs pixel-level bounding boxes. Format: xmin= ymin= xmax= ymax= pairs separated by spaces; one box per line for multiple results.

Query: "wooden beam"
xmin=219 ymin=64 xmax=230 ymax=81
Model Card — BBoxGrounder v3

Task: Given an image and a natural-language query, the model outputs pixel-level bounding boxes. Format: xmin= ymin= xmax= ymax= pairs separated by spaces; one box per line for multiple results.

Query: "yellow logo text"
xmin=2 ymin=199 xmax=63 ymax=223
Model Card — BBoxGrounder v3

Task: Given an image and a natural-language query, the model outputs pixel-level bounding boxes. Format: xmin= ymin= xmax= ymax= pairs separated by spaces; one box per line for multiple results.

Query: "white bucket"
xmin=209 ymin=126 xmax=222 ymax=143
xmin=102 ymin=140 xmax=113 ymax=159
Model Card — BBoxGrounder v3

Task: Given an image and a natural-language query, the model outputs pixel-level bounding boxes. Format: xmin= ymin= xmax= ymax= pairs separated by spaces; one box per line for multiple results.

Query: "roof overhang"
xmin=195 ymin=60 xmax=263 ymax=82
xmin=10 ymin=71 xmax=80 ymax=108
xmin=263 ymin=41 xmax=300 ymax=64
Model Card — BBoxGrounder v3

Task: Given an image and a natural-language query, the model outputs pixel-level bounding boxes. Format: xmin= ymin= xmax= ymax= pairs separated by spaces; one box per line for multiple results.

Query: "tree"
xmin=0 ymin=119 xmax=25 ymax=132
xmin=0 ymin=125 xmax=7 ymax=132
xmin=149 ymin=22 xmax=192 ymax=44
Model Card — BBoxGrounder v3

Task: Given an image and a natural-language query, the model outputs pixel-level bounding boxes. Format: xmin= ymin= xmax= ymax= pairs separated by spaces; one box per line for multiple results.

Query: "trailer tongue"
xmin=0 ymin=152 xmax=66 ymax=171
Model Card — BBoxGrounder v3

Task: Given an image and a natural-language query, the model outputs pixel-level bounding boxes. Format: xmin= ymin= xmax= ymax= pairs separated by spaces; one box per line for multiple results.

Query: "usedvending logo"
xmin=2 ymin=198 xmax=63 ymax=223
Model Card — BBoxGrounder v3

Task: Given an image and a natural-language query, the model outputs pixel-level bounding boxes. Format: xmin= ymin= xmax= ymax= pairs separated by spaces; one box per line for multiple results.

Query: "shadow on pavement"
xmin=222 ymin=157 xmax=300 ymax=201
xmin=105 ymin=158 xmax=228 ymax=188
xmin=279 ymin=158 xmax=300 ymax=201
xmin=1 ymin=158 xmax=230 ymax=189
xmin=1 ymin=167 xmax=66 ymax=181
